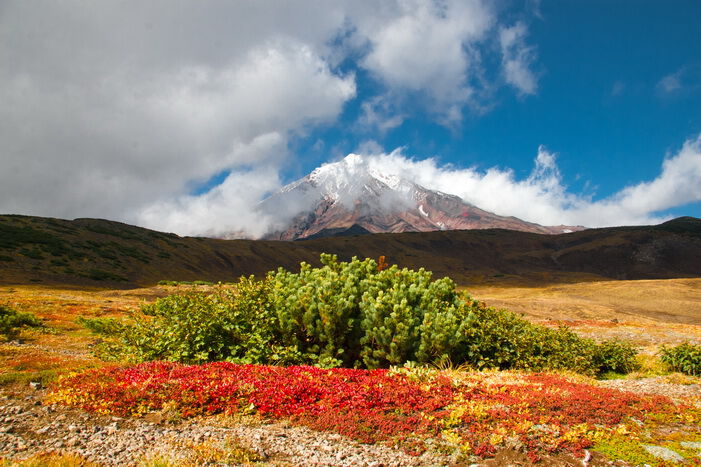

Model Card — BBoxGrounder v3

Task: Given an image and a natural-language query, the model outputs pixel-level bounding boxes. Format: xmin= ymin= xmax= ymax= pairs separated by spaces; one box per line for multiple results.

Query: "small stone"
xmin=35 ymin=426 xmax=50 ymax=435
xmin=643 ymin=445 xmax=684 ymax=463
xmin=29 ymin=381 xmax=42 ymax=390
xmin=144 ymin=412 xmax=163 ymax=424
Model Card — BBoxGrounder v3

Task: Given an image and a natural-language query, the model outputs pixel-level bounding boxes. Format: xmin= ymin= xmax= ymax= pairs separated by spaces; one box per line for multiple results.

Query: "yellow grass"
xmin=466 ymin=277 xmax=701 ymax=348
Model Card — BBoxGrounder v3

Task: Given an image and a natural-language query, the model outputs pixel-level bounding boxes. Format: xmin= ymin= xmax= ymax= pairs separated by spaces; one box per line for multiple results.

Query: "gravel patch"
xmin=597 ymin=376 xmax=701 ymax=404
xmin=0 ymin=388 xmax=454 ymax=466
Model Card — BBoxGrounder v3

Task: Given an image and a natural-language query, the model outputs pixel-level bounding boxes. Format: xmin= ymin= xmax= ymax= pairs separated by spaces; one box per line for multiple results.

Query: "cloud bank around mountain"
xmin=139 ymin=134 xmax=701 ymax=238
xmin=361 ymin=134 xmax=701 ymax=229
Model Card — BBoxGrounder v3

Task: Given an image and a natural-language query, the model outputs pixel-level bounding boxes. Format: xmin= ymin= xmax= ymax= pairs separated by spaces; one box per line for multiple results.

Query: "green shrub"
xmin=81 ymin=277 xmax=299 ymax=364
xmin=80 ymin=269 xmax=127 ymax=282
xmin=158 ymin=280 xmax=179 ymax=286
xmin=19 ymin=248 xmax=44 ymax=260
xmin=0 ymin=305 xmax=43 ymax=340
xmin=269 ymin=254 xmax=471 ymax=368
xmin=80 ymin=254 xmax=639 ymax=374
xmin=76 ymin=316 xmax=126 ymax=336
xmin=593 ymin=339 xmax=641 ymax=374
xmin=660 ymin=342 xmax=701 ymax=376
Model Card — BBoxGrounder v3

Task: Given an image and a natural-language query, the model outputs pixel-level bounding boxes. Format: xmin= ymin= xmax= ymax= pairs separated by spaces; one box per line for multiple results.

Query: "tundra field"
xmin=0 ymin=275 xmax=700 ymax=466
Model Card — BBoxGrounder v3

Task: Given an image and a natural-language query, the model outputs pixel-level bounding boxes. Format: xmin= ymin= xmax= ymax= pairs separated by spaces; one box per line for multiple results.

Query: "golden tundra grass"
xmin=0 ymin=284 xmax=214 ymax=386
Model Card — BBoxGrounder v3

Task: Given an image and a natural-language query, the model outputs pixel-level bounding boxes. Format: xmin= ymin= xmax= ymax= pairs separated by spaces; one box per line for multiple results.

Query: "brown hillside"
xmin=1 ymin=215 xmax=700 ymax=287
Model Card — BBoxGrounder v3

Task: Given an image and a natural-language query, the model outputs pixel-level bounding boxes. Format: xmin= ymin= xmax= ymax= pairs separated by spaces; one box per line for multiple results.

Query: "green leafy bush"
xmin=0 ymin=305 xmax=43 ymax=340
xmin=594 ymin=339 xmax=641 ymax=374
xmin=660 ymin=342 xmax=701 ymax=376
xmin=81 ymin=254 xmax=638 ymax=375
xmin=158 ymin=280 xmax=179 ymax=286
xmin=458 ymin=306 xmax=638 ymax=375
xmin=81 ymin=276 xmax=300 ymax=364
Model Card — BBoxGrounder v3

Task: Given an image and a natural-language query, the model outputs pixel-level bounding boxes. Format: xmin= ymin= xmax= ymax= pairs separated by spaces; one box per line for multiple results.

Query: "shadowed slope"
xmin=0 ymin=215 xmax=700 ymax=287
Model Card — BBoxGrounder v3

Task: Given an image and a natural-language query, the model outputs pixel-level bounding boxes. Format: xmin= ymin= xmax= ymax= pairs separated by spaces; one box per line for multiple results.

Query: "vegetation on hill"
xmin=2 ymin=214 xmax=701 ymax=288
xmin=80 ymin=255 xmax=638 ymax=375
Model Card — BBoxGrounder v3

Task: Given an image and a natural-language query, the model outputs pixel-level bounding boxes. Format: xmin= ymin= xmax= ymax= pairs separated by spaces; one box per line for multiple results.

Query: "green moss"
xmin=594 ymin=435 xmax=660 ymax=466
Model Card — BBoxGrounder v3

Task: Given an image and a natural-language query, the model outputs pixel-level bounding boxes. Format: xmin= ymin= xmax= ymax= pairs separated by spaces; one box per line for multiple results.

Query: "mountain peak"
xmin=258 ymin=156 xmax=583 ymax=240
xmin=307 ymin=154 xmax=405 ymax=204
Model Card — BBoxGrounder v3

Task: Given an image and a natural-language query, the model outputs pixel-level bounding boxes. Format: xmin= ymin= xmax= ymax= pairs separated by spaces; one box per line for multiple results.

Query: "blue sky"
xmin=1 ymin=1 xmax=700 ymax=237
xmin=290 ymin=0 xmax=701 ymax=207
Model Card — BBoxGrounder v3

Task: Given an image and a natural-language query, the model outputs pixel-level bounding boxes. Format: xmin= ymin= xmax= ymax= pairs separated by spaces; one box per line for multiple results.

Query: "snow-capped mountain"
xmin=257 ymin=154 xmax=582 ymax=240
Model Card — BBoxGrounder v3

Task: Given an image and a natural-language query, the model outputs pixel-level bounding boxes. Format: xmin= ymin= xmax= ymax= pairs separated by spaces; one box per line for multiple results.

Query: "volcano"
xmin=258 ymin=154 xmax=582 ymax=240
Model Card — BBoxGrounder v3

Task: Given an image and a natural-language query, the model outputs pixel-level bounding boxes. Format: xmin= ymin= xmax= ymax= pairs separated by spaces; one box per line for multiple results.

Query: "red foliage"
xmin=49 ymin=363 xmax=683 ymax=460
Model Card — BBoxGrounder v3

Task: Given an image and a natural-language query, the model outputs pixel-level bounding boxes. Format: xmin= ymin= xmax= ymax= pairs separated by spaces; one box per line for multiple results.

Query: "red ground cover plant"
xmin=47 ymin=362 xmax=693 ymax=461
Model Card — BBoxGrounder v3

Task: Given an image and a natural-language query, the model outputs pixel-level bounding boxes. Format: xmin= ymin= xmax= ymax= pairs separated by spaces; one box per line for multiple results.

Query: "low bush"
xmin=157 ymin=280 xmax=179 ymax=286
xmin=80 ymin=268 xmax=127 ymax=282
xmin=594 ymin=338 xmax=641 ymax=374
xmin=0 ymin=305 xmax=43 ymax=340
xmin=660 ymin=342 xmax=701 ymax=376
xmin=48 ymin=362 xmax=686 ymax=461
xmin=81 ymin=277 xmax=300 ymax=365
xmin=81 ymin=254 xmax=639 ymax=375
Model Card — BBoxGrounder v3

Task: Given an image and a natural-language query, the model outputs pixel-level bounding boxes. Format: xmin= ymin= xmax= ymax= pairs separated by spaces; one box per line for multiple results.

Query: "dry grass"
xmin=0 ymin=284 xmax=189 ymax=387
xmin=466 ymin=277 xmax=701 ymax=348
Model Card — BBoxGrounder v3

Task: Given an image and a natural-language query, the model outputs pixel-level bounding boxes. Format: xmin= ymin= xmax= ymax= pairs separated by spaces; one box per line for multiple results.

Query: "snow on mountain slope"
xmin=254 ymin=154 xmax=582 ymax=240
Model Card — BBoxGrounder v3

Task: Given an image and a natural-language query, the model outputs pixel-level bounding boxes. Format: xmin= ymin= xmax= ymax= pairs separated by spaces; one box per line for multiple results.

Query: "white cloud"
xmin=358 ymin=96 xmax=405 ymax=133
xmin=357 ymin=0 xmax=494 ymax=121
xmin=0 ymin=3 xmax=355 ymax=222
xmin=138 ymin=166 xmax=283 ymax=239
xmin=360 ymin=135 xmax=701 ymax=227
xmin=657 ymin=71 xmax=683 ymax=93
xmin=499 ymin=22 xmax=538 ymax=95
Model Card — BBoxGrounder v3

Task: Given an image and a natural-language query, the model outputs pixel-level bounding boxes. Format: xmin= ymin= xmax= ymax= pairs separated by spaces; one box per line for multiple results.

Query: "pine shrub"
xmin=80 ymin=254 xmax=639 ymax=375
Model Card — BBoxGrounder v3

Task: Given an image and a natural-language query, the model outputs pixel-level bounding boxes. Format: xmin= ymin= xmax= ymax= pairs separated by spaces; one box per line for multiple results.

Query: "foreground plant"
xmin=47 ymin=362 xmax=699 ymax=462
xmin=660 ymin=342 xmax=701 ymax=376
xmin=0 ymin=304 xmax=42 ymax=340
xmin=80 ymin=254 xmax=639 ymax=375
